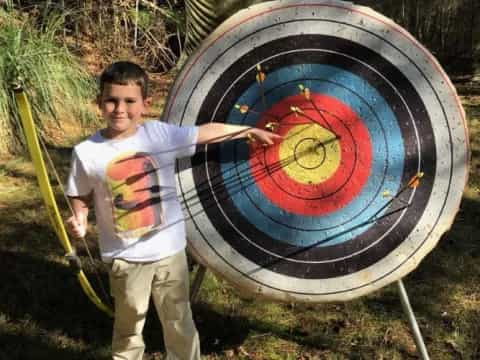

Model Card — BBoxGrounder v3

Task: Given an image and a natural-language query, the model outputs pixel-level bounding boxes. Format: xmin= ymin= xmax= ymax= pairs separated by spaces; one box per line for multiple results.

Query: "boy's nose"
xmin=115 ymin=101 xmax=126 ymax=112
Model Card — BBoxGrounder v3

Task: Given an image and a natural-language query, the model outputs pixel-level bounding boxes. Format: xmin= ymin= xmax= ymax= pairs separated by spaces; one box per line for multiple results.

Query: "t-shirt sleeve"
xmin=149 ymin=120 xmax=199 ymax=159
xmin=66 ymin=149 xmax=92 ymax=197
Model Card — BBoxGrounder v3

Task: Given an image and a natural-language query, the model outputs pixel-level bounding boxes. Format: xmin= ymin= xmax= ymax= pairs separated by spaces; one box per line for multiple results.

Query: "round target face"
xmin=164 ymin=0 xmax=469 ymax=301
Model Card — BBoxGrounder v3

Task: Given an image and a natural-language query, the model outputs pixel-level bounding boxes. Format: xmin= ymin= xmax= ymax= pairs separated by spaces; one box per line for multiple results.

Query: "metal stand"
xmin=189 ymin=266 xmax=430 ymax=359
xmin=397 ymin=280 xmax=430 ymax=360
xmin=190 ymin=264 xmax=207 ymax=303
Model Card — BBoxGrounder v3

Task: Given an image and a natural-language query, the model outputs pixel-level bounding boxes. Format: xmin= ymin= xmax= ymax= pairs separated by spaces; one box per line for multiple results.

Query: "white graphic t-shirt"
xmin=66 ymin=120 xmax=198 ymax=262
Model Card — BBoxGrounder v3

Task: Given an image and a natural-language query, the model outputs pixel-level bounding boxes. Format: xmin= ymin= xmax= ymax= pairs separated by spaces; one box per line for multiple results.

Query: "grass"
xmin=0 ymin=94 xmax=478 ymax=359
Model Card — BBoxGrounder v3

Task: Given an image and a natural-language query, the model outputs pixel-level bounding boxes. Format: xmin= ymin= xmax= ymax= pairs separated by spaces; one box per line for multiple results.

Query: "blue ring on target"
xmin=218 ymin=64 xmax=405 ymax=247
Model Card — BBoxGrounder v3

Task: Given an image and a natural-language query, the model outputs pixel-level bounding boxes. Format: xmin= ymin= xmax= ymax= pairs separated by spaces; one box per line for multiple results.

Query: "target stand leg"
xmin=190 ymin=264 xmax=207 ymax=303
xmin=397 ymin=280 xmax=430 ymax=360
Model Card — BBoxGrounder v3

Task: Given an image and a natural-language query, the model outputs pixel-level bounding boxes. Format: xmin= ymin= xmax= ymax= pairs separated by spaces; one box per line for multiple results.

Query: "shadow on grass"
xmin=0 ymin=192 xmax=112 ymax=359
xmin=190 ymin=299 xmax=382 ymax=357
xmin=0 ymin=332 xmax=90 ymax=360
xmin=0 ymin=250 xmax=112 ymax=352
xmin=193 ymin=302 xmax=252 ymax=354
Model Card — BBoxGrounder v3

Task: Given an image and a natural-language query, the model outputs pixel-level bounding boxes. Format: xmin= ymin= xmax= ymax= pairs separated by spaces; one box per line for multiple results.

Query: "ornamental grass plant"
xmin=0 ymin=8 xmax=96 ymax=154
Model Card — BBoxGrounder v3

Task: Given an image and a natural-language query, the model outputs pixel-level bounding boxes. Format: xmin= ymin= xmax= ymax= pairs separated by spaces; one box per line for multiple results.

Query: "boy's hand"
xmin=246 ymin=127 xmax=283 ymax=146
xmin=66 ymin=215 xmax=87 ymax=238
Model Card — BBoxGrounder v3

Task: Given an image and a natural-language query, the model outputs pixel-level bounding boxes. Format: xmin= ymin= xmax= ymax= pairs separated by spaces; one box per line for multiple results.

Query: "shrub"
xmin=0 ymin=8 xmax=96 ymax=154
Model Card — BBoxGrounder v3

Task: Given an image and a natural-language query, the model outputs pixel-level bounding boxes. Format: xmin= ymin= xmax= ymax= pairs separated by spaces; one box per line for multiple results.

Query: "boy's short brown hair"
xmin=99 ymin=61 xmax=149 ymax=98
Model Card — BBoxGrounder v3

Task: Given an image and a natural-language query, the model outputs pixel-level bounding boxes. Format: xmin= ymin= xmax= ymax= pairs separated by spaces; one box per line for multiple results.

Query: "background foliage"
xmin=0 ymin=7 xmax=96 ymax=153
xmin=359 ymin=0 xmax=480 ymax=76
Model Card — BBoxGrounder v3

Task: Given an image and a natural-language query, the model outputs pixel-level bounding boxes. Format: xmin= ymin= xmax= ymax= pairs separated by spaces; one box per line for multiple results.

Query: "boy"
xmin=66 ymin=61 xmax=281 ymax=360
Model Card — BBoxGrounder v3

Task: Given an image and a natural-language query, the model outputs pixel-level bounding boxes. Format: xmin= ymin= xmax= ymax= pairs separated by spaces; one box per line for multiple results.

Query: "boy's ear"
xmin=96 ymin=94 xmax=102 ymax=107
xmin=143 ymin=97 xmax=153 ymax=108
xmin=143 ymin=96 xmax=152 ymax=106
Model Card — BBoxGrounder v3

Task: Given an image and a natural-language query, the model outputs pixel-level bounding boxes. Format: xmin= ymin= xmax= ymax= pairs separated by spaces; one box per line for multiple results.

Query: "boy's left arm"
xmin=197 ymin=123 xmax=282 ymax=145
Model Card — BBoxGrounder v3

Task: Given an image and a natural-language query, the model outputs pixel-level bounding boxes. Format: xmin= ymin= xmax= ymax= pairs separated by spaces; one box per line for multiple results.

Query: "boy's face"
xmin=98 ymin=82 xmax=151 ymax=137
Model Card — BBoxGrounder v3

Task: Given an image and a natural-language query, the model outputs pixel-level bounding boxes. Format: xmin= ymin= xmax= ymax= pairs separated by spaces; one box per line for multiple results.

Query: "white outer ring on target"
xmin=165 ymin=0 xmax=469 ymax=302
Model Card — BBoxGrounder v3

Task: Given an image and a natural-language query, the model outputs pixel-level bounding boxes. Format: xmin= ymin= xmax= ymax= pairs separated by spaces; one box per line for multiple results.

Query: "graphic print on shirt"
xmin=106 ymin=152 xmax=164 ymax=239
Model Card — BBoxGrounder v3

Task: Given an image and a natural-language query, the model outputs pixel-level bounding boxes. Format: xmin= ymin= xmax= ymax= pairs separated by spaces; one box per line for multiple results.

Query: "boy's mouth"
xmin=111 ymin=117 xmax=129 ymax=122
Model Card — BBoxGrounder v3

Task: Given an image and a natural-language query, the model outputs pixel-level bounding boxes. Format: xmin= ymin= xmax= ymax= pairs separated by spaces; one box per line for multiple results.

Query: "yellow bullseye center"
xmin=279 ymin=124 xmax=341 ymax=185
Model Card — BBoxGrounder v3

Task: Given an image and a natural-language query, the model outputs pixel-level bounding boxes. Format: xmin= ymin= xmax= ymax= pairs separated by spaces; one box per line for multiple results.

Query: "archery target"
xmin=164 ymin=0 xmax=469 ymax=301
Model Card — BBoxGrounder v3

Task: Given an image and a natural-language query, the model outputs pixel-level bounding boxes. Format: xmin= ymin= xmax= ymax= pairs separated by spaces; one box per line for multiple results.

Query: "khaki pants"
xmin=109 ymin=250 xmax=200 ymax=360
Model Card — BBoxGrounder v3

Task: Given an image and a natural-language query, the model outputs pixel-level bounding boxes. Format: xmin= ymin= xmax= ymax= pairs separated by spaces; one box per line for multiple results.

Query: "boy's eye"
xmin=103 ymin=98 xmax=137 ymax=105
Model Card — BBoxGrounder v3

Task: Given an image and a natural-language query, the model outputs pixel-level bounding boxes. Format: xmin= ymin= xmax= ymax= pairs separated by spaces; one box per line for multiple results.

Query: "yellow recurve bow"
xmin=14 ymin=86 xmax=114 ymax=317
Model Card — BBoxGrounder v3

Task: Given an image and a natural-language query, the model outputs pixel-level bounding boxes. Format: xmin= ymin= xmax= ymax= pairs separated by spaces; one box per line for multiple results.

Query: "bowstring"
xmin=38 ymin=137 xmax=112 ymax=305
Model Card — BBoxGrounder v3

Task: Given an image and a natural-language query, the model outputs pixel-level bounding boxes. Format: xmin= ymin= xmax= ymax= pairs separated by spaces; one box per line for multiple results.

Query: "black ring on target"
xmin=186 ymin=33 xmax=436 ymax=280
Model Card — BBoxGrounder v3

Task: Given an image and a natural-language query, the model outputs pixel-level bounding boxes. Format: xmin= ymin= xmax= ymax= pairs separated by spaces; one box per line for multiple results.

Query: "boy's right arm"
xmin=197 ymin=123 xmax=282 ymax=145
xmin=66 ymin=193 xmax=92 ymax=238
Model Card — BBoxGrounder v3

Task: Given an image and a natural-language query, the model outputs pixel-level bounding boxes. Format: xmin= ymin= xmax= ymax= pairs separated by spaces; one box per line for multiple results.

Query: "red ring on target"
xmin=250 ymin=93 xmax=373 ymax=216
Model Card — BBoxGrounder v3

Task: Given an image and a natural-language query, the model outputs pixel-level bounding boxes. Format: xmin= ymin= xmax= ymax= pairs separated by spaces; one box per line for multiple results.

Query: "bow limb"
xmin=14 ymin=87 xmax=114 ymax=317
